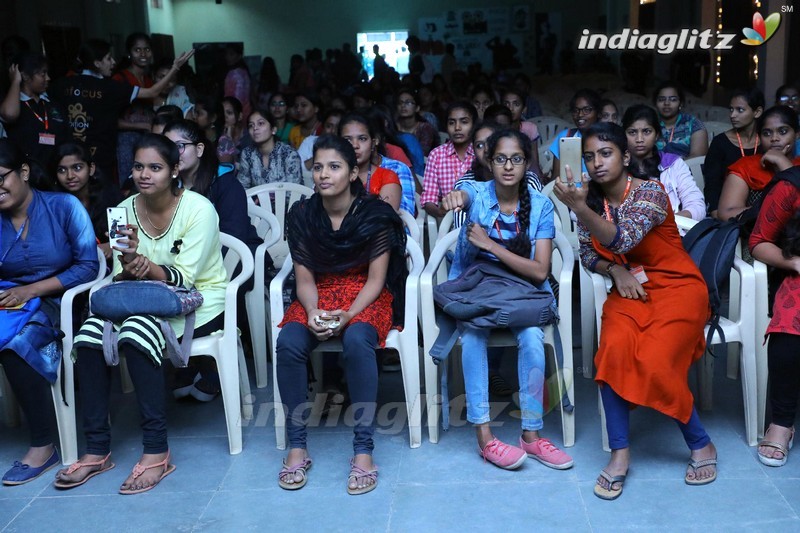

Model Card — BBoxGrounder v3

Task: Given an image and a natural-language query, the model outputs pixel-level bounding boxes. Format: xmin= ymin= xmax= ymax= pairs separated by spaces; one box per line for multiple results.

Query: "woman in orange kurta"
xmin=554 ymin=122 xmax=716 ymax=501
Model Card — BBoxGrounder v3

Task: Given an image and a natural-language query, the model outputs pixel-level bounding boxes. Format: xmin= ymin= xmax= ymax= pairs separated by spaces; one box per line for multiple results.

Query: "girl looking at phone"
xmin=275 ymin=135 xmax=407 ymax=495
xmin=441 ymin=129 xmax=573 ymax=471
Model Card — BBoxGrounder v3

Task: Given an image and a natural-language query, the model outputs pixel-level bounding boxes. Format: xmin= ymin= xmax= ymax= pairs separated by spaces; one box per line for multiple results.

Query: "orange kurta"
xmin=592 ymin=203 xmax=709 ymax=423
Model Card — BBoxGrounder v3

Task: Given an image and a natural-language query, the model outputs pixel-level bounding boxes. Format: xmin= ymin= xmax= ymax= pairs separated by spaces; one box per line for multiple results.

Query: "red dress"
xmin=279 ymin=266 xmax=395 ymax=346
xmin=583 ymin=182 xmax=710 ymax=423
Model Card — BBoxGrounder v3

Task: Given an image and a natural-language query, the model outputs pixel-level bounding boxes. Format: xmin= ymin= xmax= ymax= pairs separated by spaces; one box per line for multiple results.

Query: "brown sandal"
xmin=54 ymin=453 xmax=115 ymax=490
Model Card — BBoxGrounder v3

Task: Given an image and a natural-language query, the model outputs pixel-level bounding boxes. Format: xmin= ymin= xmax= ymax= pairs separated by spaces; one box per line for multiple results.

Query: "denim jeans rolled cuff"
xmin=461 ymin=325 xmax=546 ymax=429
xmin=276 ymin=321 xmax=380 ymax=455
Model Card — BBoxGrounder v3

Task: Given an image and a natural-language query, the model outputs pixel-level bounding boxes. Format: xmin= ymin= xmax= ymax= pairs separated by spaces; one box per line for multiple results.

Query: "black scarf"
xmin=286 ymin=193 xmax=408 ymax=325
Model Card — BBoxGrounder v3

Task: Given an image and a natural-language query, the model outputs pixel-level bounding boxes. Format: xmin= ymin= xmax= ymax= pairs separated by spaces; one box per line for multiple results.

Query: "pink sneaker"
xmin=520 ymin=437 xmax=574 ymax=470
xmin=478 ymin=438 xmax=527 ymax=470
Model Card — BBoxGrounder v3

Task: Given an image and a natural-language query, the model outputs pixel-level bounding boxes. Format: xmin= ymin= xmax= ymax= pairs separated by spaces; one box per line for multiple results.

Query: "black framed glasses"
xmin=0 ymin=168 xmax=17 ymax=186
xmin=572 ymin=106 xmax=595 ymax=116
xmin=491 ymin=155 xmax=526 ymax=166
xmin=175 ymin=142 xmax=198 ymax=154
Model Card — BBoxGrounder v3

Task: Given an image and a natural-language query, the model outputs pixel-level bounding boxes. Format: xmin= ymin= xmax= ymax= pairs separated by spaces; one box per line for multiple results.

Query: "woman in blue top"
xmin=0 ymin=139 xmax=99 ymax=485
xmin=653 ymin=82 xmax=708 ymax=159
xmin=442 ymin=129 xmax=573 ymax=471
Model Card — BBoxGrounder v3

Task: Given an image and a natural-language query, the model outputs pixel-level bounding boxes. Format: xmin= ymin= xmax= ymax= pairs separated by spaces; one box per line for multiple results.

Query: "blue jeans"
xmin=460 ymin=326 xmax=545 ymax=430
xmin=276 ymin=322 xmax=379 ymax=455
xmin=601 ymin=383 xmax=710 ymax=450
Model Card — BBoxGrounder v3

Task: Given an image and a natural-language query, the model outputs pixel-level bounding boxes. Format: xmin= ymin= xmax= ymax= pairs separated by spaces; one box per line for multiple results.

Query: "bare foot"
xmin=280 ymin=448 xmax=309 ymax=487
xmin=759 ymin=424 xmax=794 ymax=462
xmin=20 ymin=444 xmax=55 ymax=468
xmin=348 ymin=453 xmax=376 ymax=492
xmin=686 ymin=442 xmax=717 ymax=483
xmin=596 ymin=448 xmax=630 ymax=491
xmin=119 ymin=452 xmax=171 ymax=493
xmin=55 ymin=453 xmax=110 ymax=484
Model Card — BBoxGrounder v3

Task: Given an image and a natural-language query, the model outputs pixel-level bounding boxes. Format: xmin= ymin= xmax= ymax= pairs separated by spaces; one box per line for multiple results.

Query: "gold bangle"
xmin=605 ymin=262 xmax=616 ymax=276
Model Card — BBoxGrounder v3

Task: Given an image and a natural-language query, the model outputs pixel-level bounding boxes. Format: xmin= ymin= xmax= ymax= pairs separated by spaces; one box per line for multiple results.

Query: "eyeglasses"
xmin=270 ymin=101 xmax=287 ymax=107
xmin=491 ymin=155 xmax=526 ymax=166
xmin=656 ymin=96 xmax=680 ymax=104
xmin=571 ymin=106 xmax=594 ymax=116
xmin=779 ymin=95 xmax=800 ymax=103
xmin=398 ymin=100 xmax=416 ymax=107
xmin=175 ymin=142 xmax=197 ymax=154
xmin=0 ymin=167 xmax=17 ymax=185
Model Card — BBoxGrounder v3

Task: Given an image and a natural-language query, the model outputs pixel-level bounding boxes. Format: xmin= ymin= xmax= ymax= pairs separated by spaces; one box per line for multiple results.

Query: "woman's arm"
xmin=669 ymin=159 xmax=706 ymax=220
xmin=331 ymin=251 xmax=390 ymax=333
xmin=688 ymin=129 xmax=708 ymax=158
xmin=751 ymin=180 xmax=800 ymax=272
xmin=716 ymin=173 xmax=750 ymax=220
xmin=237 ymin=149 xmax=254 ymax=189
xmin=378 ymin=182 xmax=401 ymax=211
xmin=284 ymin=147 xmax=304 ymax=185
xmin=294 ymin=262 xmax=334 ymax=339
xmin=136 ymin=50 xmax=195 ymax=100
xmin=0 ymin=64 xmax=21 ymax=123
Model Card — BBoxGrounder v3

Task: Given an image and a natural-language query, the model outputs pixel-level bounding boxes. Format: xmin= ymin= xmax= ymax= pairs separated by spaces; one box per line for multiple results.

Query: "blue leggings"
xmin=601 ymin=384 xmax=710 ymax=451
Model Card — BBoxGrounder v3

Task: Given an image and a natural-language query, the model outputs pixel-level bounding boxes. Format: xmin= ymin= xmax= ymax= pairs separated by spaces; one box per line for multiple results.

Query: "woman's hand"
xmin=172 ymin=50 xmax=195 ymax=71
xmin=789 ymin=256 xmax=800 ymax=275
xmin=307 ymin=308 xmax=336 ymax=341
xmin=120 ymin=254 xmax=151 ymax=280
xmin=7 ymin=64 xmax=21 ymax=87
xmin=0 ymin=285 xmax=36 ymax=308
xmin=328 ymin=309 xmax=353 ymax=337
xmin=442 ymin=190 xmax=468 ymax=212
xmin=553 ymin=166 xmax=590 ymax=213
xmin=609 ymin=265 xmax=648 ymax=302
xmin=466 ymin=223 xmax=495 ymax=252
xmin=761 ymin=149 xmax=793 ymax=173
xmin=115 ymin=224 xmax=140 ymax=255
xmin=99 ymin=242 xmax=112 ymax=260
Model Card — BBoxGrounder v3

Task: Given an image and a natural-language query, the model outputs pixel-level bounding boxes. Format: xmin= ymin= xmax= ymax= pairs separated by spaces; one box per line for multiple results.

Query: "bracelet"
xmin=605 ymin=262 xmax=616 ymax=276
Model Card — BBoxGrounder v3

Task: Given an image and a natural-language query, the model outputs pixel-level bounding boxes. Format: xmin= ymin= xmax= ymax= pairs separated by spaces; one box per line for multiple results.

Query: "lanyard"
xmin=602 ymin=176 xmax=632 ymax=268
xmin=365 ymin=159 xmax=373 ymax=192
xmin=0 ymin=217 xmax=28 ymax=267
xmin=735 ymin=131 xmax=759 ymax=158
xmin=24 ymin=101 xmax=48 ymax=131
xmin=493 ymin=211 xmax=520 ymax=245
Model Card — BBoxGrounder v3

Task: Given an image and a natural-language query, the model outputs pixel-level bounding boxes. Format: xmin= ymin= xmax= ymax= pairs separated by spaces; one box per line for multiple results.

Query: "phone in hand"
xmin=107 ymin=207 xmax=129 ymax=250
xmin=314 ymin=315 xmax=341 ymax=329
xmin=559 ymin=136 xmax=583 ymax=183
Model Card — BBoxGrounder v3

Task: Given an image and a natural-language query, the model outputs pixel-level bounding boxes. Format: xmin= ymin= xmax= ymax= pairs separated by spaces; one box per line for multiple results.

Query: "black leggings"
xmin=768 ymin=333 xmax=800 ymax=428
xmin=0 ymin=349 xmax=55 ymax=447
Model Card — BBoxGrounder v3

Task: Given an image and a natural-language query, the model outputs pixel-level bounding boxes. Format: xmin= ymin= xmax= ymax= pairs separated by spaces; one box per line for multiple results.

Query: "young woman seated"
xmin=275 ymin=134 xmax=407 ymax=495
xmin=653 ymin=82 xmax=708 ymax=159
xmin=237 ymin=108 xmax=303 ymax=188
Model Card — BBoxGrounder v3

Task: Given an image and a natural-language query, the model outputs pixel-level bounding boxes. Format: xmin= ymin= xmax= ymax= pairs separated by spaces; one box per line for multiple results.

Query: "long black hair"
xmin=485 ymin=129 xmax=533 ymax=258
xmin=0 ymin=138 xmax=49 ymax=191
xmin=76 ymin=39 xmax=111 ymax=74
xmin=582 ymin=122 xmax=629 ymax=214
xmin=163 ymin=119 xmax=219 ymax=197
xmin=622 ymin=104 xmax=662 ymax=181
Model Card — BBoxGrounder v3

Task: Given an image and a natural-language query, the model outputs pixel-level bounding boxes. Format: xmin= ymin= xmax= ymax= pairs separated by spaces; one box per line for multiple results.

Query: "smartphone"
xmin=559 ymin=136 xmax=583 ymax=183
xmin=107 ymin=207 xmax=129 ymax=250
xmin=314 ymin=315 xmax=341 ymax=329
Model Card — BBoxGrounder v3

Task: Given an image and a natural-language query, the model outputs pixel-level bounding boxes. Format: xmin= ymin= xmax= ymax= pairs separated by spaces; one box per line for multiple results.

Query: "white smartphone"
xmin=107 ymin=207 xmax=129 ymax=250
xmin=559 ymin=136 xmax=583 ymax=183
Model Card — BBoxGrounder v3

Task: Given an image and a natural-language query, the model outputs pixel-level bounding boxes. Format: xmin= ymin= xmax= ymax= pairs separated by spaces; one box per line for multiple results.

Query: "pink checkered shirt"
xmin=420 ymin=141 xmax=476 ymax=206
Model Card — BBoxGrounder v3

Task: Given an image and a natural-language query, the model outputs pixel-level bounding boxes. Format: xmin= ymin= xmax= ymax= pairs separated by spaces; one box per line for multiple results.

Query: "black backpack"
xmin=682 ymin=218 xmax=740 ymax=351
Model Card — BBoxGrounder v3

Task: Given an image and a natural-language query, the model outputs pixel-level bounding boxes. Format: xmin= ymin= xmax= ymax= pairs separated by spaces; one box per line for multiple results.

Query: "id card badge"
xmin=629 ymin=265 xmax=649 ymax=284
xmin=38 ymin=133 xmax=56 ymax=145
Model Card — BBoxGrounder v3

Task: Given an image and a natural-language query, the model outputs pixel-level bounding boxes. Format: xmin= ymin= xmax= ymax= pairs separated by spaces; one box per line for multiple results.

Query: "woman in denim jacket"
xmin=442 ymin=129 xmax=573 ymax=471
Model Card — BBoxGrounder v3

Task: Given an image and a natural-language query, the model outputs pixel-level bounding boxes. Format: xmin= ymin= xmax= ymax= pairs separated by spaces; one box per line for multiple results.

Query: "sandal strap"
xmin=348 ymin=460 xmax=378 ymax=481
xmin=64 ymin=452 xmax=112 ymax=475
xmin=278 ymin=457 xmax=312 ymax=478
xmin=130 ymin=451 xmax=170 ymax=480
xmin=758 ymin=440 xmax=788 ymax=454
xmin=688 ymin=457 xmax=718 ymax=469
xmin=598 ymin=469 xmax=626 ymax=484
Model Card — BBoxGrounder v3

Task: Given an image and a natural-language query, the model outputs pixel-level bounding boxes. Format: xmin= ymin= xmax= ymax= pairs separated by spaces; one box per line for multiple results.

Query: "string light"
xmin=715 ymin=0 xmax=722 ymax=83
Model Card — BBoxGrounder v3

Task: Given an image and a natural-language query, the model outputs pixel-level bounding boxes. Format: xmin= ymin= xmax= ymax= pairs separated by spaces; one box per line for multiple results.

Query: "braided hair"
xmin=485 ymin=129 xmax=532 ymax=258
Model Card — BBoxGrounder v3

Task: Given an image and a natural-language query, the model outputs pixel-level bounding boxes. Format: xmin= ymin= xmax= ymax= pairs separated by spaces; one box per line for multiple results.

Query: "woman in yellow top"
xmin=57 ymin=133 xmax=227 ymax=495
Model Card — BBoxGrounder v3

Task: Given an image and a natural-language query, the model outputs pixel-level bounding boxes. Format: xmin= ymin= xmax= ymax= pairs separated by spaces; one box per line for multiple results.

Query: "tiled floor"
xmin=1 ymin=352 xmax=799 ymax=532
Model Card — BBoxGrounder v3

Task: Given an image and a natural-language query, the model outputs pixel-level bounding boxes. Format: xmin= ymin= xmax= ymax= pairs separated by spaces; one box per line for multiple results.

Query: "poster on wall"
xmin=512 ymin=5 xmax=530 ymax=33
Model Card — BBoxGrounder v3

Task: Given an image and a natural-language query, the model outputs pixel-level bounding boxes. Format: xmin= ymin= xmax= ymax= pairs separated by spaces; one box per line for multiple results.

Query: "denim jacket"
xmin=449 ymin=180 xmax=555 ymax=280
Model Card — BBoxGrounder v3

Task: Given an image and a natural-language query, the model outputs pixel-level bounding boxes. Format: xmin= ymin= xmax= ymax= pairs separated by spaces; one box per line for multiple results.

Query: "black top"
xmin=704 ymin=132 xmax=759 ymax=212
xmin=4 ymin=95 xmax=71 ymax=167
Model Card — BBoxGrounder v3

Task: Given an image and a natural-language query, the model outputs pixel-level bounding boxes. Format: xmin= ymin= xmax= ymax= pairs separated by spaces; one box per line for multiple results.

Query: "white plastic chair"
xmin=399 ymin=209 xmax=421 ymax=245
xmin=245 ymin=204 xmax=282 ymax=389
xmin=91 ymin=234 xmax=255 ymax=455
xmin=591 ymin=216 xmax=758 ymax=449
xmin=704 ymin=121 xmax=732 ymax=145
xmin=270 ymin=238 xmax=425 ymax=449
xmin=421 ymin=229 xmax=576 ymax=447
xmin=685 ymin=156 xmax=705 ymax=191
xmin=531 ymin=116 xmax=571 ymax=147
xmin=0 ymin=247 xmax=107 ymax=464
xmin=246 ymin=183 xmax=314 ymax=268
